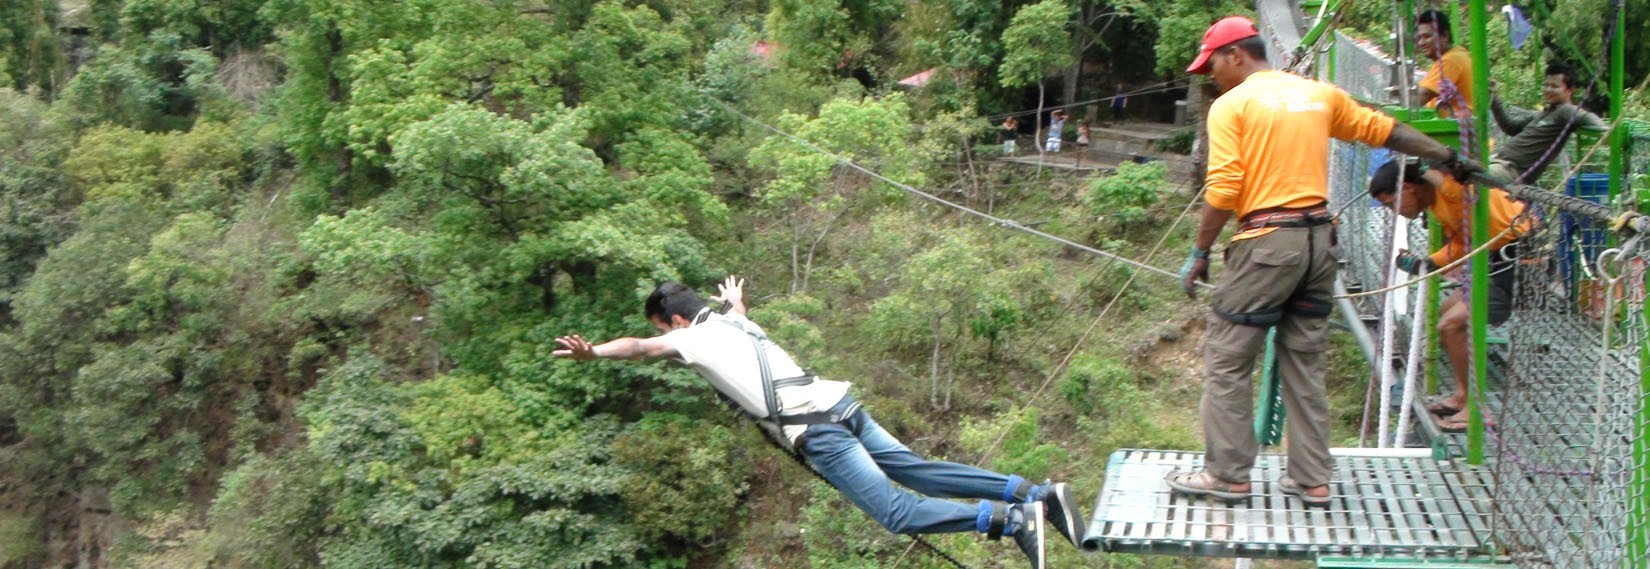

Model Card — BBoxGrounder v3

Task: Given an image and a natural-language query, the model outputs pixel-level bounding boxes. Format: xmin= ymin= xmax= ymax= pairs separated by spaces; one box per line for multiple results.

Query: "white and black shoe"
xmin=1040 ymin=481 xmax=1086 ymax=548
xmin=1009 ymin=502 xmax=1046 ymax=569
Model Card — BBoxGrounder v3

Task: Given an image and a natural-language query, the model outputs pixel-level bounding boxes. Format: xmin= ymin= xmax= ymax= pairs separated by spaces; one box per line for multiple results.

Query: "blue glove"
xmin=1181 ymin=246 xmax=1211 ymax=297
xmin=1395 ymin=252 xmax=1435 ymax=275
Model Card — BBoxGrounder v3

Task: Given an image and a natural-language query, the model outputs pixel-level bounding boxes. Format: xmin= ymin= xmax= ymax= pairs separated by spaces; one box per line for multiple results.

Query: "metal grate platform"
xmin=1081 ymin=449 xmax=1498 ymax=560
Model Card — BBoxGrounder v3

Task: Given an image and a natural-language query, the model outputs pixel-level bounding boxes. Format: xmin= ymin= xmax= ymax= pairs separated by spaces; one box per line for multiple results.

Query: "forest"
xmin=1 ymin=0 xmax=1647 ymax=567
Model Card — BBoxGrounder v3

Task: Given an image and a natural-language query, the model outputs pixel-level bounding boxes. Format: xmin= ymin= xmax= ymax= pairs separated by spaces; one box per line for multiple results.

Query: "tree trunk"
xmin=1187 ymin=76 xmax=1211 ymax=185
xmin=1034 ymin=81 xmax=1046 ymax=180
xmin=929 ymin=314 xmax=947 ymax=412
xmin=789 ymin=223 xmax=801 ymax=295
xmin=800 ymin=171 xmax=849 ymax=293
xmin=803 ymin=209 xmax=845 ymax=294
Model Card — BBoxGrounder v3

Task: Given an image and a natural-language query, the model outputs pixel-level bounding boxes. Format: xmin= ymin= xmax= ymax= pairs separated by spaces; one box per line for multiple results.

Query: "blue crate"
xmin=1559 ymin=174 xmax=1610 ymax=293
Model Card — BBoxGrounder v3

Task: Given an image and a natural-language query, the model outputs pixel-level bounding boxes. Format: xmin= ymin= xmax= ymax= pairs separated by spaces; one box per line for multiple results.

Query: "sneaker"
xmin=1039 ymin=481 xmax=1086 ymax=548
xmin=1010 ymin=502 xmax=1046 ymax=569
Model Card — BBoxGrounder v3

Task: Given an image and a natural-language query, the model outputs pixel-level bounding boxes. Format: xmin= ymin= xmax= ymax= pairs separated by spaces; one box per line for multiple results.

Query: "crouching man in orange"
xmin=1368 ymin=159 xmax=1531 ymax=433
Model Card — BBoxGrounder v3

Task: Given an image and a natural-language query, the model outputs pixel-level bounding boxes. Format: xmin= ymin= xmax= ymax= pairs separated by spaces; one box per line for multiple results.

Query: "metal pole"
xmin=1465 ymin=0 xmax=1492 ymax=465
xmin=1427 ymin=215 xmax=1443 ymax=395
xmin=1613 ymin=0 xmax=1649 ymax=563
xmin=1336 ymin=277 xmax=1381 ymax=367
xmin=1610 ymin=1 xmax=1626 ymax=205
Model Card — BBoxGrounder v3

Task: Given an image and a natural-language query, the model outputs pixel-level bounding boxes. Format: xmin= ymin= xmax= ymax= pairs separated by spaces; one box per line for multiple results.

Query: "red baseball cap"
xmin=1187 ymin=16 xmax=1261 ymax=74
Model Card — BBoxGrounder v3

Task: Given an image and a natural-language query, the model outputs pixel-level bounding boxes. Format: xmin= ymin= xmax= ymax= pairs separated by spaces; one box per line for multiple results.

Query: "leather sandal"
xmin=1279 ymin=476 xmax=1332 ymax=507
xmin=1165 ymin=470 xmax=1249 ymax=502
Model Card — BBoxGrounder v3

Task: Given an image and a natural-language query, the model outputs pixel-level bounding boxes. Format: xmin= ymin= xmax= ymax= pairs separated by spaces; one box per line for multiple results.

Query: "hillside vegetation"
xmin=1 ymin=0 xmax=1640 ymax=567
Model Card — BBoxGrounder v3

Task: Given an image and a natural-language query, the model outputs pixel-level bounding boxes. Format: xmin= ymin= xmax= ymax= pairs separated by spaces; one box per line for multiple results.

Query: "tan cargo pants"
xmin=1201 ymin=223 xmax=1338 ymax=487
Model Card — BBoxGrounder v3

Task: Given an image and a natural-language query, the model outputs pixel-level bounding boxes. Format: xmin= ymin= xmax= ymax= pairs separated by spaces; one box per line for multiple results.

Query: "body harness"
xmin=1212 ymin=203 xmax=1338 ymax=326
xmin=689 ymin=307 xmax=974 ymax=569
xmin=692 ymin=308 xmax=861 ymax=448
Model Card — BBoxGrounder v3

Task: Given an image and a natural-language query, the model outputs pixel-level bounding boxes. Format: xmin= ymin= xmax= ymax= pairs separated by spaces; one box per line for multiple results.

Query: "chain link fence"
xmin=1489 ymin=183 xmax=1646 ymax=569
xmin=1326 ymin=32 xmax=1432 ymax=315
xmin=1322 ymin=32 xmax=1647 ymax=568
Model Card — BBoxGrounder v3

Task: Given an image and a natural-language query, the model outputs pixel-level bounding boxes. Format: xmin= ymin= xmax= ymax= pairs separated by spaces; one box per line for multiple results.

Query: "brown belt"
xmin=1238 ymin=204 xmax=1332 ymax=232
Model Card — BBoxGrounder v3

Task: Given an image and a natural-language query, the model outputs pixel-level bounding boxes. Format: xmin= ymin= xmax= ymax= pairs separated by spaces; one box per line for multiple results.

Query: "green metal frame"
xmin=1256 ymin=329 xmax=1285 ymax=446
xmin=1317 ymin=558 xmax=1512 ymax=569
xmin=1295 ymin=0 xmax=1345 ymax=59
xmin=1464 ymin=0 xmax=1492 ymax=467
xmin=1616 ymin=0 xmax=1648 ymax=562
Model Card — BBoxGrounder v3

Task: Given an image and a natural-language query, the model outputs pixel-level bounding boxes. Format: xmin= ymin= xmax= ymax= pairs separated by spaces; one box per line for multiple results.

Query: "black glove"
xmin=1438 ymin=147 xmax=1486 ymax=185
xmin=1395 ymin=251 xmax=1436 ymax=275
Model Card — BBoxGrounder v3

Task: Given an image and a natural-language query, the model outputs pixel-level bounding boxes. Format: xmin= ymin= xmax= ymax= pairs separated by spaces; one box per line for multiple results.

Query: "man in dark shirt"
xmin=1487 ymin=62 xmax=1607 ymax=184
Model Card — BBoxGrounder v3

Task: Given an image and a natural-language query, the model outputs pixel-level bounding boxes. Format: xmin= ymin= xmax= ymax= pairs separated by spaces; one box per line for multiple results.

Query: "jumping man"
xmin=553 ymin=277 xmax=1084 ymax=569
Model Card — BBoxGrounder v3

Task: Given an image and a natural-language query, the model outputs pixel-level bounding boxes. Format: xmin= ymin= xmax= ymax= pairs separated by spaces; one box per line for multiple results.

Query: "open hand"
xmin=709 ymin=275 xmax=745 ymax=307
xmin=553 ymin=335 xmax=597 ymax=361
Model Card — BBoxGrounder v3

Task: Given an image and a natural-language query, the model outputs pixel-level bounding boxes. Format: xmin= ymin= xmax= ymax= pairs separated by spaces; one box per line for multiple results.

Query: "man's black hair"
xmin=1368 ymin=159 xmax=1432 ymax=197
xmin=1545 ymin=62 xmax=1580 ymax=89
xmin=1417 ymin=10 xmax=1452 ymax=41
xmin=1225 ymin=36 xmax=1269 ymax=62
xmin=645 ymin=282 xmax=706 ymax=322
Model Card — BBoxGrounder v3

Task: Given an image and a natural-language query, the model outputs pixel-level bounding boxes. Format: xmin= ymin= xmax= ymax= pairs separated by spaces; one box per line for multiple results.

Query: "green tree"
xmin=748 ymin=94 xmax=925 ymax=294
xmin=999 ymin=0 xmax=1074 ymax=151
xmin=765 ymin=0 xmax=900 ymax=80
xmin=0 ymin=90 xmax=72 ymax=321
xmin=0 ymin=0 xmax=64 ymax=95
xmin=866 ymin=226 xmax=1050 ymax=411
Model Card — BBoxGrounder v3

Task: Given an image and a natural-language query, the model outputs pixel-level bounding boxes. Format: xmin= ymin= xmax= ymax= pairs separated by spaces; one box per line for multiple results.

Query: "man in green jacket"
xmin=1487 ymin=62 xmax=1606 ymax=184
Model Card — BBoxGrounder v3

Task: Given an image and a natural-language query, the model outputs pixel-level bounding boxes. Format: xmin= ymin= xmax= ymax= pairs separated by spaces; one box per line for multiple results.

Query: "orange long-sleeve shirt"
xmin=1419 ymin=46 xmax=1474 ymax=119
xmin=1205 ymin=71 xmax=1396 ymax=239
xmin=1427 ymin=178 xmax=1532 ymax=268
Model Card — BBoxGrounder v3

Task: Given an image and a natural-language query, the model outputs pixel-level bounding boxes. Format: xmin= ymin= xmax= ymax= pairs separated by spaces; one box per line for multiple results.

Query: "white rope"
xmin=1375 ymin=151 xmax=1412 ymax=448
xmin=1372 ymin=9 xmax=1416 ymax=447
xmin=1393 ymin=276 xmax=1428 ymax=447
xmin=707 ymin=97 xmax=1207 ymax=286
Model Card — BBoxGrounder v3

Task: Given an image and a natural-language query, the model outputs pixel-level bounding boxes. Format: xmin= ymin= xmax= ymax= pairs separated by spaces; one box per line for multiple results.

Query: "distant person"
xmin=553 ymin=277 xmax=1085 ymax=569
xmin=1487 ymin=62 xmax=1607 ymax=184
xmin=1110 ymin=84 xmax=1128 ymax=124
xmin=1367 ymin=160 xmax=1531 ymax=433
xmin=1416 ymin=9 xmax=1474 ymax=119
xmin=1045 ymin=109 xmax=1066 ymax=152
xmin=1076 ymin=122 xmax=1091 ymax=150
xmin=1001 ymin=115 xmax=1019 ymax=155
xmin=1173 ymin=16 xmax=1482 ymax=507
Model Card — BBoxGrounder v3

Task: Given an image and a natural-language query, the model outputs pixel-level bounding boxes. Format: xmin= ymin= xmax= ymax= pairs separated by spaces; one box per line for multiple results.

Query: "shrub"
xmin=1085 ymin=160 xmax=1167 ymax=227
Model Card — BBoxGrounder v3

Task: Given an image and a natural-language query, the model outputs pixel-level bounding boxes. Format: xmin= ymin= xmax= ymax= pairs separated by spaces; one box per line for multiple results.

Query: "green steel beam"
xmin=1255 ymin=329 xmax=1285 ymax=446
xmin=1327 ymin=30 xmax=1337 ymax=83
xmin=1317 ymin=558 xmax=1513 ymax=569
xmin=1427 ymin=215 xmax=1442 ymax=395
xmin=1448 ymin=0 xmax=1461 ymax=55
xmin=1615 ymin=0 xmax=1648 ymax=564
xmin=1401 ymin=0 xmax=1417 ymax=67
xmin=1465 ymin=0 xmax=1492 ymax=466
xmin=1295 ymin=0 xmax=1345 ymax=56
xmin=1610 ymin=0 xmax=1626 ymax=205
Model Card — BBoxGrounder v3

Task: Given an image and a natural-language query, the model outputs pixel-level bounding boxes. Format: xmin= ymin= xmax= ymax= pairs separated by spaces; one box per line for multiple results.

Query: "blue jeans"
xmin=798 ymin=395 xmax=1023 ymax=535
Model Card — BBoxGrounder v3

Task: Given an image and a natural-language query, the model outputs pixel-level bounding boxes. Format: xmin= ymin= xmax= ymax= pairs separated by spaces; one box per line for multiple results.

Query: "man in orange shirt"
xmin=1171 ymin=16 xmax=1482 ymax=506
xmin=1416 ymin=10 xmax=1474 ymax=119
xmin=1368 ymin=160 xmax=1531 ymax=432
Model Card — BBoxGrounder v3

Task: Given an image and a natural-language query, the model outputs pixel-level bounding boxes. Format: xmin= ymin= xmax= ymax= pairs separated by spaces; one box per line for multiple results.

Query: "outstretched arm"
xmin=1381 ymin=121 xmax=1454 ymax=165
xmin=1381 ymin=121 xmax=1489 ymax=184
xmin=709 ymin=275 xmax=748 ymax=315
xmin=554 ymin=334 xmax=678 ymax=361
